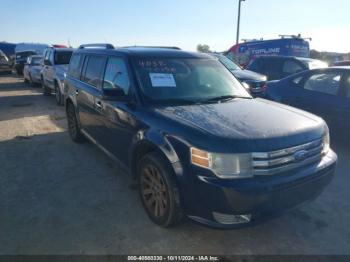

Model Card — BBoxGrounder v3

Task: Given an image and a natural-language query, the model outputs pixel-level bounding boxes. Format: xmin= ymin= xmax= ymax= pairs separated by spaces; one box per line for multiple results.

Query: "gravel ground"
xmin=0 ymin=75 xmax=349 ymax=255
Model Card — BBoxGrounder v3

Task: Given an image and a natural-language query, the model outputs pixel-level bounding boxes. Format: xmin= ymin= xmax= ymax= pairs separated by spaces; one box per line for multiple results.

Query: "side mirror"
xmin=101 ymin=81 xmax=128 ymax=100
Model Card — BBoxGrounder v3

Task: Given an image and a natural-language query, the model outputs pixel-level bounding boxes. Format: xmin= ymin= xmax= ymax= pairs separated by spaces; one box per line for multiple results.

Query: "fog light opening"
xmin=213 ymin=212 xmax=251 ymax=225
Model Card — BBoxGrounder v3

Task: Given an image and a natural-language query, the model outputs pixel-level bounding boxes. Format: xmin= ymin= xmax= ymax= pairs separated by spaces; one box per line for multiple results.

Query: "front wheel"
xmin=138 ymin=151 xmax=183 ymax=227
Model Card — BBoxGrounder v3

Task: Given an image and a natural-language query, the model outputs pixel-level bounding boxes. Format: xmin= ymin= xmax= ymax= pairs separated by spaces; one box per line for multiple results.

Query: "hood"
xmin=153 ymin=98 xmax=325 ymax=152
xmin=231 ymin=69 xmax=266 ymax=82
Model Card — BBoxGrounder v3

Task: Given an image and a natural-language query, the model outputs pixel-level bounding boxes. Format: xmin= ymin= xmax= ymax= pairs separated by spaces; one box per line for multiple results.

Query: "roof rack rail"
xmin=123 ymin=46 xmax=181 ymax=50
xmin=78 ymin=43 xmax=114 ymax=49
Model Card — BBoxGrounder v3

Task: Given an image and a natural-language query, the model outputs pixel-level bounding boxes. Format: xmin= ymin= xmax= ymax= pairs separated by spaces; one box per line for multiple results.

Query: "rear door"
xmin=291 ymin=70 xmax=344 ymax=126
xmin=77 ymin=55 xmax=107 ymax=139
xmin=43 ymin=50 xmax=54 ymax=87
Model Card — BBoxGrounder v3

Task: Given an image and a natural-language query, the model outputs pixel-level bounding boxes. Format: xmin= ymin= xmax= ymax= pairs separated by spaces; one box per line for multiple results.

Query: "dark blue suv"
xmin=64 ymin=44 xmax=337 ymax=228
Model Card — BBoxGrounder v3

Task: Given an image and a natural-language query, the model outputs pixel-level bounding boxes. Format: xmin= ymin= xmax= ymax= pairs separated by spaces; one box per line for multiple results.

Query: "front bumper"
xmin=177 ymin=150 xmax=337 ymax=228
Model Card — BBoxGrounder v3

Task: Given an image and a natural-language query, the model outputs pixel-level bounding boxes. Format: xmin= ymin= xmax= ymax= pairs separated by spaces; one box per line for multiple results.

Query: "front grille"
xmin=252 ymin=138 xmax=324 ymax=175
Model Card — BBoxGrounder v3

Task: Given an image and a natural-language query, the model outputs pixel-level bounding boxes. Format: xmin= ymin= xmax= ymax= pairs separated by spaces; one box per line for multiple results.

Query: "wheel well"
xmin=131 ymin=143 xmax=158 ymax=178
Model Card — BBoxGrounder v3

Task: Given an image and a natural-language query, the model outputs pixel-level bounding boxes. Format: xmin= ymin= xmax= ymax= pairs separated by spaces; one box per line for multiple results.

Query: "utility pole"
xmin=236 ymin=0 xmax=245 ymax=44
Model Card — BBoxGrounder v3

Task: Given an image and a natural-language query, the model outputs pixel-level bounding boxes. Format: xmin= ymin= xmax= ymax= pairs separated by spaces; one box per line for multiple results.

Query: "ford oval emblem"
xmin=294 ymin=150 xmax=309 ymax=162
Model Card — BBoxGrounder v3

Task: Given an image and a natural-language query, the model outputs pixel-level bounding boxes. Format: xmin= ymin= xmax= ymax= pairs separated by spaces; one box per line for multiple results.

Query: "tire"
xmin=66 ymin=103 xmax=85 ymax=143
xmin=138 ymin=151 xmax=183 ymax=227
xmin=55 ymin=82 xmax=63 ymax=106
xmin=42 ymin=77 xmax=51 ymax=96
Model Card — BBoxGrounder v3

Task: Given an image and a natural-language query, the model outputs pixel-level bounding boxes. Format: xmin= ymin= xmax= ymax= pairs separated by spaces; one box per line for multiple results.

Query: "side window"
xmin=304 ymin=73 xmax=341 ymax=96
xmin=82 ymin=55 xmax=106 ymax=88
xmin=49 ymin=51 xmax=54 ymax=64
xmin=68 ymin=54 xmax=83 ymax=79
xmin=103 ymin=57 xmax=130 ymax=95
xmin=283 ymin=60 xmax=304 ymax=74
xmin=44 ymin=50 xmax=50 ymax=62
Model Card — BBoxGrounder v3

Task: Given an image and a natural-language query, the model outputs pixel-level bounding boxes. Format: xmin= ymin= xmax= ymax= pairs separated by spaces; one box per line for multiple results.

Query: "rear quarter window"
xmin=68 ymin=54 xmax=84 ymax=79
xmin=81 ymin=55 xmax=107 ymax=88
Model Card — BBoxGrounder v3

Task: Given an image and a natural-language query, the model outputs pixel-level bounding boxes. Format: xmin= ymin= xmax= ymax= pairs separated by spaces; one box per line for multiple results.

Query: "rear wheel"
xmin=66 ymin=103 xmax=85 ymax=143
xmin=138 ymin=151 xmax=183 ymax=227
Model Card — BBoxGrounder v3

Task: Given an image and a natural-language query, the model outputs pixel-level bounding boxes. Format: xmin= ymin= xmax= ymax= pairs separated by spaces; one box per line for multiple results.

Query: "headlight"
xmin=322 ymin=128 xmax=330 ymax=155
xmin=190 ymin=147 xmax=252 ymax=179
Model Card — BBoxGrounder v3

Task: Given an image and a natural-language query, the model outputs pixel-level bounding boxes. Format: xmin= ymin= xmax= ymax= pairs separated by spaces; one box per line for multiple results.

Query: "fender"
xmin=128 ymin=128 xmax=181 ymax=177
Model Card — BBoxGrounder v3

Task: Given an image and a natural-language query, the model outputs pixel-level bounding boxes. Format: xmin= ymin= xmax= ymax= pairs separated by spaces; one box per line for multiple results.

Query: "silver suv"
xmin=41 ymin=48 xmax=74 ymax=105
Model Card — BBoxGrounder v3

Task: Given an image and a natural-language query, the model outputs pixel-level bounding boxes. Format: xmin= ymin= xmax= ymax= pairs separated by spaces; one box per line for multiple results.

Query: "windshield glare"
xmin=133 ymin=58 xmax=250 ymax=104
xmin=55 ymin=51 xmax=73 ymax=65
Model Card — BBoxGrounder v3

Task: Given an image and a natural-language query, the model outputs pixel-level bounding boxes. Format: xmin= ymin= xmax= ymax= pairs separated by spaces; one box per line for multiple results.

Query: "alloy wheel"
xmin=140 ymin=164 xmax=169 ymax=218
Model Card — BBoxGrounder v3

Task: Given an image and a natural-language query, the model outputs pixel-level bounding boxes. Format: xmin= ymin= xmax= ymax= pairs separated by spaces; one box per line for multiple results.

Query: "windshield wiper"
xmin=156 ymin=98 xmax=202 ymax=105
xmin=201 ymin=95 xmax=251 ymax=103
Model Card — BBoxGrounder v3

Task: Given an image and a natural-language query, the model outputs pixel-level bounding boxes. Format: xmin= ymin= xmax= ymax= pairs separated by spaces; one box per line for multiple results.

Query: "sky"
xmin=2 ymin=0 xmax=350 ymax=53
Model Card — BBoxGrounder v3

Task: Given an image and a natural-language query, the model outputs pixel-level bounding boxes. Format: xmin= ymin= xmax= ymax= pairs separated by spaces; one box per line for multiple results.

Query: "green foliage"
xmin=197 ymin=44 xmax=211 ymax=53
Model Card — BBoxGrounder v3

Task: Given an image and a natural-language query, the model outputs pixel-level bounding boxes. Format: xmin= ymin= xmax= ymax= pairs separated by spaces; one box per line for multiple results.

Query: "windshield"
xmin=54 ymin=51 xmax=73 ymax=65
xmin=214 ymin=54 xmax=241 ymax=71
xmin=133 ymin=57 xmax=250 ymax=104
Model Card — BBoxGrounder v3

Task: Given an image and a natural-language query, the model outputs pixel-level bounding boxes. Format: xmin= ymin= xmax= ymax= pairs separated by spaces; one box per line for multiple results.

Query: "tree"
xmin=197 ymin=44 xmax=211 ymax=53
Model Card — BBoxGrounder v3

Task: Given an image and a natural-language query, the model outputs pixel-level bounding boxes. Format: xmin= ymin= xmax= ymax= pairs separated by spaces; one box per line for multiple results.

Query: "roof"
xmin=74 ymin=46 xmax=213 ymax=59
xmin=50 ymin=48 xmax=74 ymax=52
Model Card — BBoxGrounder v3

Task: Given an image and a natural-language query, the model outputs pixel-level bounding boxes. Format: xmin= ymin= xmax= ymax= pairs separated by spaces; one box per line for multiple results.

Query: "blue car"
xmin=266 ymin=67 xmax=350 ymax=131
xmin=64 ymin=44 xmax=336 ymax=228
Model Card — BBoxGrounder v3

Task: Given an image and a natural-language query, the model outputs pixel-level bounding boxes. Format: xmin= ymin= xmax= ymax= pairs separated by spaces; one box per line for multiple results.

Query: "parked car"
xmin=211 ymin=53 xmax=267 ymax=96
xmin=15 ymin=50 xmax=37 ymax=75
xmin=64 ymin=44 xmax=336 ymax=228
xmin=247 ymin=56 xmax=328 ymax=81
xmin=332 ymin=60 xmax=350 ymax=67
xmin=23 ymin=55 xmax=43 ymax=85
xmin=15 ymin=43 xmax=50 ymax=56
xmin=0 ymin=42 xmax=16 ymax=64
xmin=265 ymin=67 xmax=350 ymax=131
xmin=0 ymin=50 xmax=13 ymax=74
xmin=41 ymin=47 xmax=74 ymax=105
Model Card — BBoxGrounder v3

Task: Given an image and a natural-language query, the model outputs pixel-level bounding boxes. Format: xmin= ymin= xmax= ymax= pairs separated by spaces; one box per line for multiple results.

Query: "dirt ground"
xmin=0 ymin=75 xmax=349 ymax=255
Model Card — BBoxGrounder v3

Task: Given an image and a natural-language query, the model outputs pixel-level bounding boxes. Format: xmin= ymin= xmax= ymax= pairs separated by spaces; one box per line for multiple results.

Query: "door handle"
xmin=95 ymin=101 xmax=102 ymax=109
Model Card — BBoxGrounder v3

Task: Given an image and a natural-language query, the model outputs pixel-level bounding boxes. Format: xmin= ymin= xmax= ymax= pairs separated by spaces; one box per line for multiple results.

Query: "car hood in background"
xmin=231 ymin=69 xmax=267 ymax=82
xmin=154 ymin=99 xmax=325 ymax=152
